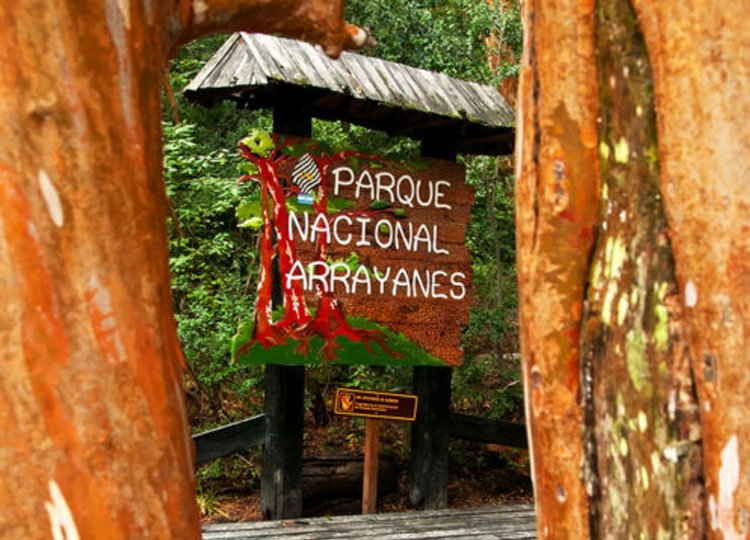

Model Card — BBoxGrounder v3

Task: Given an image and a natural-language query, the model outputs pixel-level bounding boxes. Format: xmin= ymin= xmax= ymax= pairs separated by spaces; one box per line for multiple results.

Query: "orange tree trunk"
xmin=0 ymin=1 xmax=353 ymax=538
xmin=517 ymin=0 xmax=750 ymax=538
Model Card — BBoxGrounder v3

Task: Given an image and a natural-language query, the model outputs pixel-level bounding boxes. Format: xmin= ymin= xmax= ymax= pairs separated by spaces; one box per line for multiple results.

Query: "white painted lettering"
xmin=412 ymin=270 xmax=431 ymax=298
xmin=351 ymin=265 xmax=372 ymax=295
xmin=310 ymin=212 xmax=330 ymax=243
xmin=329 ymin=262 xmax=351 ymax=294
xmin=396 ymin=175 xmax=415 ymax=207
xmin=449 ymin=272 xmax=467 ymax=300
xmin=332 ymin=214 xmax=353 ymax=245
xmin=375 ymin=171 xmax=395 ymax=202
xmin=433 ymin=225 xmax=450 ymax=255
xmin=413 ymin=223 xmax=432 ymax=253
xmin=356 ymin=216 xmax=372 ymax=247
xmin=393 ymin=222 xmax=413 ymax=251
xmin=431 ymin=270 xmax=448 ymax=299
xmin=286 ymin=260 xmax=307 ymax=290
xmin=308 ymin=261 xmax=330 ymax=292
xmin=355 ymin=170 xmax=375 ymax=199
xmin=434 ymin=180 xmax=451 ymax=209
xmin=391 ymin=268 xmax=412 ymax=297
xmin=288 ymin=211 xmax=309 ymax=241
xmin=374 ymin=219 xmax=393 ymax=249
xmin=332 ymin=166 xmax=355 ymax=195
xmin=373 ymin=266 xmax=391 ymax=295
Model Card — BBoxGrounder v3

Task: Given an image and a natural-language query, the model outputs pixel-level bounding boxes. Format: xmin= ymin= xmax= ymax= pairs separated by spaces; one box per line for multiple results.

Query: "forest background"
xmin=162 ymin=0 xmax=524 ymax=516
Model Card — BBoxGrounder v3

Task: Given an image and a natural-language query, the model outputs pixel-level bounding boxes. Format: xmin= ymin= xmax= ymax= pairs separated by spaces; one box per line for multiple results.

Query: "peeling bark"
xmin=0 ymin=1 xmax=349 ymax=537
xmin=515 ymin=0 xmax=599 ymax=537
xmin=630 ymin=3 xmax=750 ymax=537
xmin=519 ymin=0 xmax=750 ymax=538
xmin=582 ymin=1 xmax=704 ymax=536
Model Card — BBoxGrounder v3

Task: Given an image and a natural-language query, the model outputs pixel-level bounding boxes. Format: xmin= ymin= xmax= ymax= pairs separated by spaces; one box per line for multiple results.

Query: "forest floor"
xmin=197 ymin=411 xmax=533 ymax=524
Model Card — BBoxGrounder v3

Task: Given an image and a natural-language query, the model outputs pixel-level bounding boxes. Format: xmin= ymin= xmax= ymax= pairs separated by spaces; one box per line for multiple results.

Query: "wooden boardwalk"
xmin=203 ymin=505 xmax=536 ymax=540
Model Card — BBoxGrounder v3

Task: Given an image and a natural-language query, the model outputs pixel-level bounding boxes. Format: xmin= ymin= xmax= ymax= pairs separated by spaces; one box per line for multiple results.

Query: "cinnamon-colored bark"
xmin=631 ymin=3 xmax=750 ymax=537
xmin=515 ymin=0 xmax=599 ymax=537
xmin=0 ymin=1 xmax=350 ymax=537
xmin=518 ymin=0 xmax=750 ymax=538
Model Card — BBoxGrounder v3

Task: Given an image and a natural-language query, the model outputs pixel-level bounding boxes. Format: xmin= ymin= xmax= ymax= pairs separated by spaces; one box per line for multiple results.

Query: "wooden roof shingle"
xmin=185 ymin=33 xmax=515 ymax=155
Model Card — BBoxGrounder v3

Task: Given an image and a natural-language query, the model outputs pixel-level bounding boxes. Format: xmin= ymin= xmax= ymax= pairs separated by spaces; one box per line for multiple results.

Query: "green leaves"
xmin=344 ymin=0 xmax=503 ymax=84
xmin=240 ymin=130 xmax=275 ymax=157
xmin=368 ymin=199 xmax=391 ymax=210
xmin=326 ymin=196 xmax=357 ymax=213
xmin=284 ymin=197 xmax=317 ymax=215
xmin=236 ymin=196 xmax=266 ymax=229
xmin=237 ymin=161 xmax=259 ymax=176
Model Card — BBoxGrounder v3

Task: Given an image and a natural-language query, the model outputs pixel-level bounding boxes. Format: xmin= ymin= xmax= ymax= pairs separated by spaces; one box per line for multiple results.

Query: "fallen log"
xmin=303 ymin=455 xmax=398 ymax=499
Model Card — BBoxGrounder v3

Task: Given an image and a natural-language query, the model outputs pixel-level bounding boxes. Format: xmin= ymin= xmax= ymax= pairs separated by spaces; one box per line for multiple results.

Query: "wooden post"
xmin=409 ymin=366 xmax=452 ymax=509
xmin=407 ymin=140 xmax=458 ymax=510
xmin=261 ymin=364 xmax=305 ymax=519
xmin=362 ymin=418 xmax=382 ymax=514
xmin=260 ymin=106 xmax=312 ymax=520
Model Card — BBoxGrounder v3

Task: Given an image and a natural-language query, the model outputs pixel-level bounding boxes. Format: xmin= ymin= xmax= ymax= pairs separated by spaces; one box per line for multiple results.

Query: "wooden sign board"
xmin=232 ymin=135 xmax=474 ymax=367
xmin=333 ymin=388 xmax=418 ymax=422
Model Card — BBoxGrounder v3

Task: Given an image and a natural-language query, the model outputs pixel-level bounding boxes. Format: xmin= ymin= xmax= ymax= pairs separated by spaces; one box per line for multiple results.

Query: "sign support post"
xmin=334 ymin=388 xmax=418 ymax=514
xmin=407 ymin=139 xmax=459 ymax=510
xmin=362 ymin=418 xmax=382 ymax=514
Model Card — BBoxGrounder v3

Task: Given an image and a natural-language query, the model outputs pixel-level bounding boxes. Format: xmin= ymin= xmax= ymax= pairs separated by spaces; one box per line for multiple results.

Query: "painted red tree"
xmin=235 ymin=134 xmax=401 ymax=362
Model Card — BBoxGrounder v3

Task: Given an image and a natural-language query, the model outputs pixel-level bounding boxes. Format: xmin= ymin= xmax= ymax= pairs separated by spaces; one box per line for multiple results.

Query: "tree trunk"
xmin=515 ymin=0 xmax=600 ymax=536
xmin=583 ymin=1 xmax=704 ymax=536
xmin=0 ymin=1 xmax=353 ymax=537
xmin=517 ymin=0 xmax=750 ymax=538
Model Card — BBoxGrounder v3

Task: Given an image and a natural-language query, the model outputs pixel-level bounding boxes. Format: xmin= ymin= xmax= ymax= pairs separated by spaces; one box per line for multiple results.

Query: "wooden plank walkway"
xmin=203 ymin=505 xmax=536 ymax=540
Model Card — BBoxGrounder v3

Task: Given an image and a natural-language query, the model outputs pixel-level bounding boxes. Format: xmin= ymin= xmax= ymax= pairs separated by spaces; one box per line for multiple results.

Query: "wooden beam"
xmin=261 ymin=364 xmax=305 ymax=519
xmin=193 ymin=415 xmax=266 ymax=465
xmin=273 ymin=93 xmax=312 ymax=138
xmin=448 ymin=413 xmax=528 ymax=449
xmin=420 ymin=137 xmax=458 ymax=162
xmin=408 ymin=366 xmax=452 ymax=509
xmin=260 ymin=111 xmax=312 ymax=521
xmin=203 ymin=505 xmax=538 ymax=539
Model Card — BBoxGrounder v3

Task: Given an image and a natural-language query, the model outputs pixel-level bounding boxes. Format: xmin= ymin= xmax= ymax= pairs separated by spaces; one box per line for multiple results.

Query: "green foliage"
xmin=490 ymin=1 xmax=523 ymax=80
xmin=164 ymin=38 xmax=273 ymax=421
xmin=460 ymin=156 xmax=518 ymax=361
xmin=164 ymin=119 xmax=257 ymax=395
xmin=241 ymin=130 xmax=275 ymax=157
xmin=166 ymin=4 xmax=526 ymax=504
xmin=345 ymin=0 xmax=500 ymax=83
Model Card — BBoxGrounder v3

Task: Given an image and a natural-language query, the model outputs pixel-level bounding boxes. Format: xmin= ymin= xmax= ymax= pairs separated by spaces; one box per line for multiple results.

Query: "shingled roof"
xmin=184 ymin=33 xmax=515 ymax=155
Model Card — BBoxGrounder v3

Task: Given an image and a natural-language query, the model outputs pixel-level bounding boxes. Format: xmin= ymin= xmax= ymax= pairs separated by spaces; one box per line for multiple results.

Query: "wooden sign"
xmin=333 ymin=388 xmax=418 ymax=422
xmin=232 ymin=134 xmax=473 ymax=367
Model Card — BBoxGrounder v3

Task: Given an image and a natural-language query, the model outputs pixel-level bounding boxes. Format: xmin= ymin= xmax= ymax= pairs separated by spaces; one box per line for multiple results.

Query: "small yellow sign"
xmin=333 ymin=388 xmax=418 ymax=422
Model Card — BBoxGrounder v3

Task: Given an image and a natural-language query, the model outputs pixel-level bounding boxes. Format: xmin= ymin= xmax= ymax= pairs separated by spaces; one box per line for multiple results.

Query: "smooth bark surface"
xmin=515 ymin=0 xmax=599 ymax=537
xmin=0 ymin=1 xmax=350 ymax=537
xmin=632 ymin=3 xmax=750 ymax=537
xmin=518 ymin=0 xmax=749 ymax=538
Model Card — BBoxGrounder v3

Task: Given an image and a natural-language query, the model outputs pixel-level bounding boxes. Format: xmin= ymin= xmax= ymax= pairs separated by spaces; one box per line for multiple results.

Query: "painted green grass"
xmin=232 ymin=316 xmax=445 ymax=367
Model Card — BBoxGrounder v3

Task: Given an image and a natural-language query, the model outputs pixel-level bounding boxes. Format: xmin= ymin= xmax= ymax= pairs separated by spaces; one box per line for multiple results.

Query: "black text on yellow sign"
xmin=333 ymin=388 xmax=418 ymax=422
